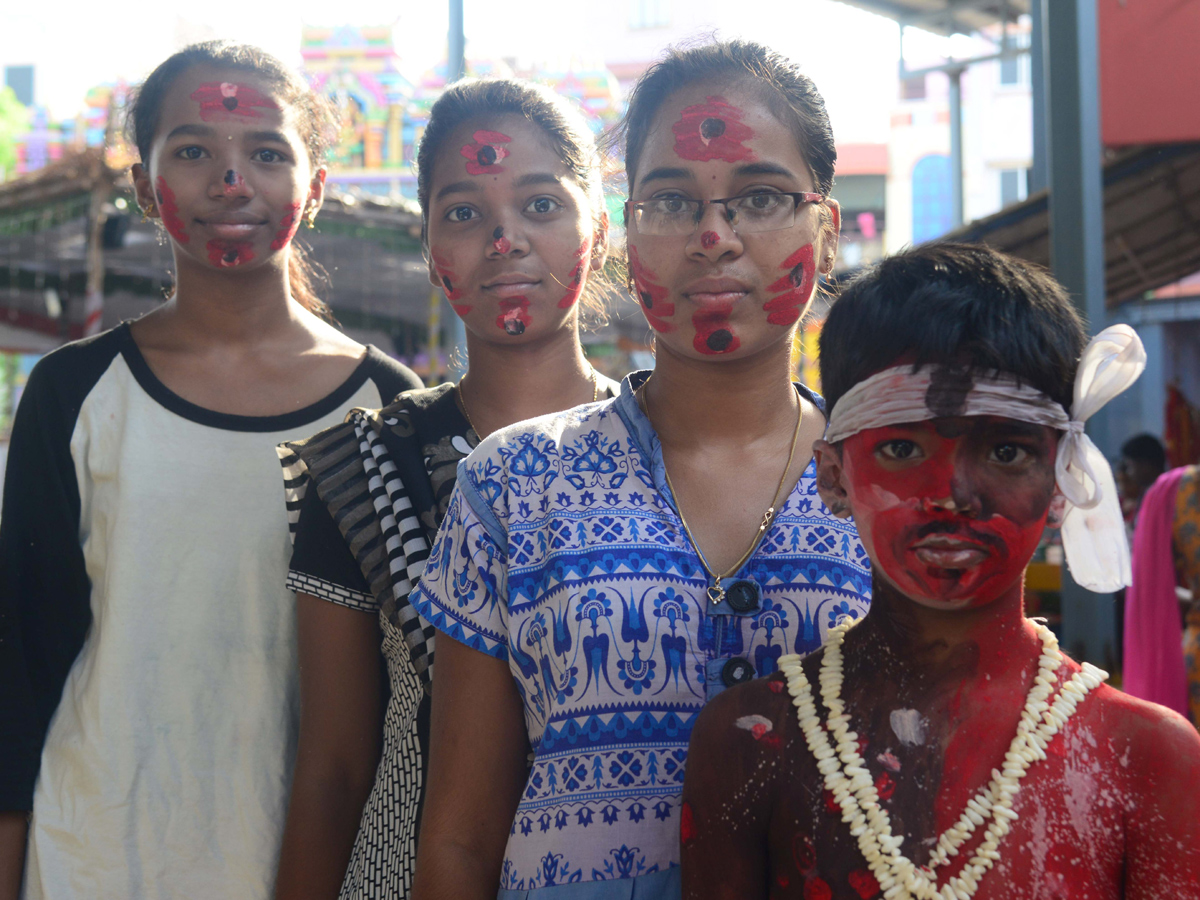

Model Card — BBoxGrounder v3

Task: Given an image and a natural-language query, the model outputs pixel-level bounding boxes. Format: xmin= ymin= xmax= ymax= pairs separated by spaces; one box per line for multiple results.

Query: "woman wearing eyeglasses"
xmin=410 ymin=41 xmax=871 ymax=900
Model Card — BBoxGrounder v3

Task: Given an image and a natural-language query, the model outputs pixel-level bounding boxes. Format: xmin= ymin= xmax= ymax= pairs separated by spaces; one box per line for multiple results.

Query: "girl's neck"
xmin=642 ymin=339 xmax=799 ymax=449
xmin=460 ymin=323 xmax=596 ymax=437
xmin=152 ymin=258 xmax=297 ymax=349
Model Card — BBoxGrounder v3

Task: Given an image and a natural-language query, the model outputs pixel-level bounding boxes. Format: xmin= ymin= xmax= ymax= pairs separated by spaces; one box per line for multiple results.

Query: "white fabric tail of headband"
xmin=1057 ymin=324 xmax=1146 ymax=592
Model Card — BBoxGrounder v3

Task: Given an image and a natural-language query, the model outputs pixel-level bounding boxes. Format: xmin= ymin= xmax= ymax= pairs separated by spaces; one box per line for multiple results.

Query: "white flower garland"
xmin=779 ymin=619 xmax=1107 ymax=900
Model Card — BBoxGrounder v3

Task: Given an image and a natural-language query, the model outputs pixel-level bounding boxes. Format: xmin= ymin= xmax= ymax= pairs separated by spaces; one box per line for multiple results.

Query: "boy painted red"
xmin=680 ymin=243 xmax=1200 ymax=899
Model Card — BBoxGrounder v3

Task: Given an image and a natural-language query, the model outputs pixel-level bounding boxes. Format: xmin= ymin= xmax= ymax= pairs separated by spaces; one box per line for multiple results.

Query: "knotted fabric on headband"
xmin=824 ymin=324 xmax=1147 ymax=592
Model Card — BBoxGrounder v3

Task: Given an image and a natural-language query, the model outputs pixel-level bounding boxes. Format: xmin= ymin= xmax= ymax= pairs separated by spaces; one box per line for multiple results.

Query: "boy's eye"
xmin=526 ymin=196 xmax=562 ymax=215
xmin=447 ymin=205 xmax=479 ymax=223
xmin=177 ymin=146 xmax=206 ymax=160
xmin=878 ymin=439 xmax=920 ymax=461
xmin=991 ymin=443 xmax=1029 ymax=465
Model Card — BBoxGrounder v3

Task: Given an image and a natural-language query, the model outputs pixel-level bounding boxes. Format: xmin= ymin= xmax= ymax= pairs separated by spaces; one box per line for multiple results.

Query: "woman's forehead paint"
xmin=190 ymin=82 xmax=278 ymax=122
xmin=763 ymin=244 xmax=816 ymax=326
xmin=431 ymin=251 xmax=472 ymax=316
xmin=223 ymin=170 xmax=245 ymax=195
xmin=462 ymin=130 xmax=512 ymax=175
xmin=627 ymin=246 xmax=674 ymax=332
xmin=700 ymin=231 xmax=720 ymax=250
xmin=492 ymin=226 xmax=511 ymax=255
xmin=206 ymin=240 xmax=255 ymax=268
xmin=671 ymin=96 xmax=755 ymax=163
xmin=497 ymin=297 xmax=531 ymax=335
xmin=270 ymin=202 xmax=302 ymax=251
xmin=692 ymin=306 xmax=740 ymax=355
xmin=155 ymin=177 xmax=189 ymax=245
xmin=557 ymin=240 xmax=590 ymax=309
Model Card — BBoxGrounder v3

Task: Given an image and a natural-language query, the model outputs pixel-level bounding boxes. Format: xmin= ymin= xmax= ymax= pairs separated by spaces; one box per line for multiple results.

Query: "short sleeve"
xmin=408 ymin=480 xmax=509 ymax=661
xmin=286 ymin=482 xmax=376 ymax=613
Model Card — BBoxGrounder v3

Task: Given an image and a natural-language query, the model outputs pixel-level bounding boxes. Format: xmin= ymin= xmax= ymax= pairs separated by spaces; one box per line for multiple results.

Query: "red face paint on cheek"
xmin=461 ymin=130 xmax=512 ymax=175
xmin=557 ymin=240 xmax=590 ymax=309
xmin=842 ymin=430 xmax=1048 ymax=606
xmin=626 ymin=246 xmax=674 ymax=332
xmin=270 ymin=202 xmax=302 ymax=251
xmin=431 ymin=252 xmax=471 ymax=316
xmin=206 ymin=240 xmax=255 ymax=268
xmin=155 ymin=177 xmax=189 ymax=245
xmin=497 ymin=298 xmax=530 ymax=336
xmin=764 ymin=244 xmax=816 ymax=326
xmin=692 ymin=306 xmax=740 ymax=355
xmin=700 ymin=231 xmax=719 ymax=250
xmin=671 ymin=96 xmax=756 ymax=163
xmin=190 ymin=82 xmax=278 ymax=121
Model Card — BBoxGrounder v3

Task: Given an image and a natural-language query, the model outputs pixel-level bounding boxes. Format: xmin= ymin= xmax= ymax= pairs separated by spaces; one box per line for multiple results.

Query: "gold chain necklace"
xmin=640 ymin=377 xmax=803 ymax=605
xmin=457 ymin=369 xmax=599 ymax=437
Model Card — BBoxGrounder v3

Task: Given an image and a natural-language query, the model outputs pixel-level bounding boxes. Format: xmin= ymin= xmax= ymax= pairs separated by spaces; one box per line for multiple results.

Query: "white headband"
xmin=825 ymin=324 xmax=1147 ymax=592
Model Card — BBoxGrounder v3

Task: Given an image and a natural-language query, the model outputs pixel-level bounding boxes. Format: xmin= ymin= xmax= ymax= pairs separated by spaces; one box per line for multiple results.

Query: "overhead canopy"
xmin=834 ymin=0 xmax=1029 ymax=35
xmin=943 ymin=143 xmax=1200 ymax=308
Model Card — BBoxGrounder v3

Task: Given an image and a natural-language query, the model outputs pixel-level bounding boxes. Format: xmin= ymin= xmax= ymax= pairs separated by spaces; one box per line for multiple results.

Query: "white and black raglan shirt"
xmin=0 ymin=322 xmax=421 ymax=900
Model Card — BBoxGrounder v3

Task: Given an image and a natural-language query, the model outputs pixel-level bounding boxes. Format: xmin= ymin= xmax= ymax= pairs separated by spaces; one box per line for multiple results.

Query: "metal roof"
xmin=835 ymin=0 xmax=1030 ymax=35
xmin=943 ymin=143 xmax=1200 ymax=308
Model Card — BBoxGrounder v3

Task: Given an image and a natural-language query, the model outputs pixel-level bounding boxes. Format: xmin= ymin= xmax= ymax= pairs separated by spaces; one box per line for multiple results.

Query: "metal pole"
xmin=1029 ymin=0 xmax=1048 ymax=194
xmin=1045 ymin=0 xmax=1111 ymax=665
xmin=949 ymin=67 xmax=965 ymax=228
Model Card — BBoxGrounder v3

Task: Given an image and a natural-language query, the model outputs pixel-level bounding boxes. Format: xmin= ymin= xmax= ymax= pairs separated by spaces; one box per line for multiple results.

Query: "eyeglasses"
xmin=624 ymin=192 xmax=825 ymax=237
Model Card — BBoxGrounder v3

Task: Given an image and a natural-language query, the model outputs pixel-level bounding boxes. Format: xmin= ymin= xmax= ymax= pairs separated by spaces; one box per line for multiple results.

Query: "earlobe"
xmin=819 ymin=200 xmax=841 ymax=275
xmin=814 ymin=439 xmax=852 ymax=518
xmin=591 ymin=213 xmax=611 ymax=272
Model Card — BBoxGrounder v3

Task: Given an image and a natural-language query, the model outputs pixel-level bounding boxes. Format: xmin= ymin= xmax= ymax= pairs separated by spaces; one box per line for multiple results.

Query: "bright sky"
xmin=2 ymin=0 xmax=958 ymax=145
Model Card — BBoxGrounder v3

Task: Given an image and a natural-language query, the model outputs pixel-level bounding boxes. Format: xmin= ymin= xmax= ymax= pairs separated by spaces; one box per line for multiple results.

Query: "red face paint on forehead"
xmin=270 ymin=202 xmax=302 ymax=252
xmin=842 ymin=423 xmax=1054 ymax=607
xmin=206 ymin=240 xmax=255 ymax=268
xmin=692 ymin=305 xmax=740 ymax=355
xmin=671 ymin=96 xmax=756 ymax=163
xmin=627 ymin=246 xmax=674 ymax=332
xmin=497 ymin=297 xmax=530 ymax=336
xmin=155 ymin=177 xmax=189 ymax=244
xmin=431 ymin=251 xmax=471 ymax=316
xmin=557 ymin=240 xmax=590 ymax=309
xmin=190 ymin=82 xmax=278 ymax=122
xmin=461 ymin=130 xmax=512 ymax=175
xmin=763 ymin=244 xmax=816 ymax=327
xmin=700 ymin=231 xmax=719 ymax=250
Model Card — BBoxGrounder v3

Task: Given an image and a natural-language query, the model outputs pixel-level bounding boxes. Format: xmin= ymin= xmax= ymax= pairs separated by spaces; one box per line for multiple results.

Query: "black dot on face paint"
xmin=505 ymin=318 xmax=526 ymax=336
xmin=477 ymin=145 xmax=498 ymax=167
xmin=442 ymin=276 xmax=453 ymax=293
xmin=700 ymin=117 xmax=726 ymax=140
xmin=222 ymin=96 xmax=239 ymax=111
xmin=223 ymin=249 xmax=238 ymax=264
xmin=639 ymin=291 xmax=653 ymax=309
xmin=493 ymin=226 xmax=504 ymax=241
xmin=224 ymin=170 xmax=237 ymax=186
xmin=706 ymin=329 xmax=734 ymax=352
xmin=790 ymin=264 xmax=806 ymax=288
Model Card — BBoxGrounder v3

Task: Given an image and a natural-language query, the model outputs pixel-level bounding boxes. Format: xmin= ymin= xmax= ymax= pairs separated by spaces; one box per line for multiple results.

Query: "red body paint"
xmin=190 ymin=82 xmax=278 ymax=121
xmin=557 ymin=240 xmax=590 ymax=309
xmin=223 ymin=170 xmax=245 ymax=195
xmin=671 ymin=96 xmax=756 ymax=163
xmin=270 ymin=202 xmax=302 ymax=251
xmin=874 ymin=770 xmax=896 ymax=801
xmin=497 ymin=298 xmax=530 ymax=336
xmin=699 ymin=231 xmax=719 ymax=250
xmin=792 ymin=833 xmax=816 ymax=872
xmin=691 ymin=305 xmax=740 ymax=355
xmin=206 ymin=240 xmax=255 ymax=267
xmin=763 ymin=243 xmax=816 ymax=326
xmin=847 ymin=869 xmax=881 ymax=899
xmin=802 ymin=876 xmax=832 ymax=900
xmin=627 ymin=246 xmax=673 ymax=332
xmin=461 ymin=130 xmax=512 ymax=175
xmin=680 ymin=801 xmax=696 ymax=845
xmin=155 ymin=178 xmax=189 ymax=245
xmin=431 ymin=252 xmax=472 ymax=316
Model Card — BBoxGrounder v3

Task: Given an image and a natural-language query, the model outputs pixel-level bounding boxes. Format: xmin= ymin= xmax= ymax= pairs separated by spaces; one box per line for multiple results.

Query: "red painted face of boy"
xmin=132 ymin=65 xmax=324 ymax=276
xmin=625 ymin=85 xmax=839 ymax=364
xmin=832 ymin=416 xmax=1060 ymax=610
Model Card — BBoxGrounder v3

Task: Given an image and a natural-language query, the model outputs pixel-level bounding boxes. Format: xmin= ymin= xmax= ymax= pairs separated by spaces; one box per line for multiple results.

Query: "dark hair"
xmin=614 ymin=40 xmax=836 ymax=196
xmin=125 ymin=41 xmax=337 ymax=319
xmin=1120 ymin=433 xmax=1167 ymax=471
xmin=415 ymin=78 xmax=611 ymax=327
xmin=819 ymin=242 xmax=1087 ymax=413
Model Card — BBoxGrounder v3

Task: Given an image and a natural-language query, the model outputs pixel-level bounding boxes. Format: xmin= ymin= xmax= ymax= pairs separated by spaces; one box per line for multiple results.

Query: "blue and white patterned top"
xmin=410 ymin=372 xmax=871 ymax=896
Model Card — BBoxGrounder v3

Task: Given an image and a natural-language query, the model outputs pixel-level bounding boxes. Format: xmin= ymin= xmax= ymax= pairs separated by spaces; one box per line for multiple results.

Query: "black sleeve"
xmin=0 ymin=331 xmax=119 ymax=810
xmin=364 ymin=347 xmax=424 ymax=406
xmin=286 ymin=483 xmax=375 ymax=611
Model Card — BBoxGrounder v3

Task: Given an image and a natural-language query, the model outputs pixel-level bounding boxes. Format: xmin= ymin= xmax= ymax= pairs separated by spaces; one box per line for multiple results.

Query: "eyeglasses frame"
xmin=623 ymin=191 xmax=827 ymax=236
